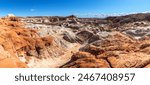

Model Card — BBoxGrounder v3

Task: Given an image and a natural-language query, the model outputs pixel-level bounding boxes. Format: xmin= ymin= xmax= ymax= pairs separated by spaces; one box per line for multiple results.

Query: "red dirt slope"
xmin=0 ymin=17 xmax=53 ymax=68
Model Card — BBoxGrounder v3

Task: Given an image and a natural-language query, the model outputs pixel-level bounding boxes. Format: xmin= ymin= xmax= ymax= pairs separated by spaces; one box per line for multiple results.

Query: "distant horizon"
xmin=0 ymin=0 xmax=150 ymax=18
xmin=1 ymin=12 xmax=149 ymax=19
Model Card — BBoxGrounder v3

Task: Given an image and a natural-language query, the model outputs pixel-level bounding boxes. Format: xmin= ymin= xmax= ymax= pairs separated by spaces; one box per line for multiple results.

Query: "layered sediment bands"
xmin=0 ymin=27 xmax=54 ymax=67
xmin=61 ymin=52 xmax=110 ymax=68
xmin=61 ymin=32 xmax=150 ymax=68
xmin=0 ymin=17 xmax=58 ymax=67
xmin=1 ymin=13 xmax=150 ymax=68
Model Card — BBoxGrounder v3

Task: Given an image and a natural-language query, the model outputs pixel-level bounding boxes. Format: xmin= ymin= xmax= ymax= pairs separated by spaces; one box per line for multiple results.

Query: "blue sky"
xmin=0 ymin=0 xmax=150 ymax=17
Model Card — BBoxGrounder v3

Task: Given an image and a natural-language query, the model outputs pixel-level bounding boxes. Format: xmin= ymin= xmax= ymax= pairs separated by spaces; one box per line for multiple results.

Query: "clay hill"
xmin=0 ymin=13 xmax=150 ymax=68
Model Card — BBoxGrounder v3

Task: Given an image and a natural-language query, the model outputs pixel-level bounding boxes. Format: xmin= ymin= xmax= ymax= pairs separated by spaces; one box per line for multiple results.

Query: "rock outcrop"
xmin=0 ymin=17 xmax=60 ymax=68
xmin=1 ymin=13 xmax=150 ymax=68
xmin=61 ymin=32 xmax=150 ymax=68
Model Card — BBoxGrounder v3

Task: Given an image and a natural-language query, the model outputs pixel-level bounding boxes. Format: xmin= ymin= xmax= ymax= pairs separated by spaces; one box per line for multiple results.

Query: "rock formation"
xmin=0 ymin=13 xmax=150 ymax=68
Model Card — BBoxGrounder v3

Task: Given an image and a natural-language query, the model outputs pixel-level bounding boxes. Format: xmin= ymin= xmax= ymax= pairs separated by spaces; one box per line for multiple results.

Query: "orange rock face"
xmin=0 ymin=58 xmax=27 ymax=68
xmin=61 ymin=52 xmax=110 ymax=68
xmin=0 ymin=17 xmax=54 ymax=68
xmin=62 ymin=32 xmax=150 ymax=68
xmin=1 ymin=14 xmax=150 ymax=68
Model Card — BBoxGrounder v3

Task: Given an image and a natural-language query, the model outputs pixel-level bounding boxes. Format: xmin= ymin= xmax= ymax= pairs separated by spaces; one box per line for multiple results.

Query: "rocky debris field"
xmin=0 ymin=13 xmax=150 ymax=68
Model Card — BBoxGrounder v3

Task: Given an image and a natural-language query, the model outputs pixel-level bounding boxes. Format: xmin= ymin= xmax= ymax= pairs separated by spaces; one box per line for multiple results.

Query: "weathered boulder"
xmin=61 ymin=52 xmax=110 ymax=68
xmin=88 ymin=34 xmax=102 ymax=43
xmin=63 ymin=31 xmax=78 ymax=43
xmin=76 ymin=30 xmax=93 ymax=43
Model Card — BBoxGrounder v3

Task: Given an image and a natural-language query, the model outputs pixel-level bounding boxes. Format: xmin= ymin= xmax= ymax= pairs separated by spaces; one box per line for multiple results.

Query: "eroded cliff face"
xmin=0 ymin=17 xmax=60 ymax=67
xmin=20 ymin=14 xmax=150 ymax=68
xmin=1 ymin=13 xmax=150 ymax=68
xmin=0 ymin=18 xmax=28 ymax=68
xmin=61 ymin=32 xmax=150 ymax=68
